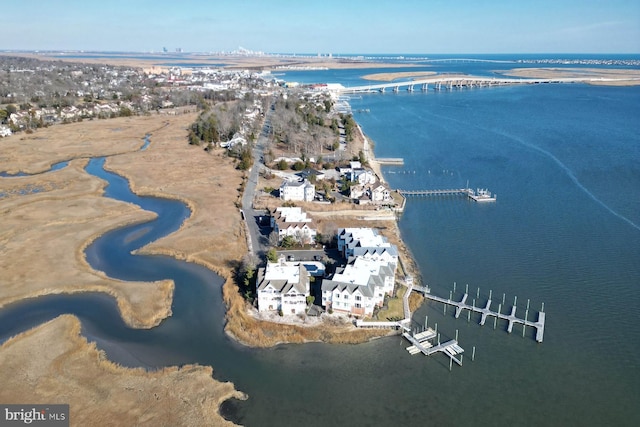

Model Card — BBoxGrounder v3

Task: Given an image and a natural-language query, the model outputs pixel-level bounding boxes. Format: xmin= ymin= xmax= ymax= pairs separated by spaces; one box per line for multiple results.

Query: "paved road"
xmin=242 ymin=99 xmax=275 ymax=258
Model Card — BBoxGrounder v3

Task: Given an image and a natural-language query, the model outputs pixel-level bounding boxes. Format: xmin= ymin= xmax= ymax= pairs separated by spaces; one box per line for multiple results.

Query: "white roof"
xmin=275 ymin=207 xmax=311 ymax=223
xmin=263 ymin=262 xmax=301 ymax=282
xmin=332 ymin=257 xmax=387 ymax=287
xmin=342 ymin=228 xmax=391 ymax=249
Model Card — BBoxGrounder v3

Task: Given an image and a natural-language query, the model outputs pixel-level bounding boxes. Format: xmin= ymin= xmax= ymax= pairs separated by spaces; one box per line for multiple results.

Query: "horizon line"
xmin=1 ymin=50 xmax=639 ymax=56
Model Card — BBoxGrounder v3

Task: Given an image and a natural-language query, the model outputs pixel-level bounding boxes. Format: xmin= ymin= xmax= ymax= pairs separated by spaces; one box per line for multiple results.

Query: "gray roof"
xmin=322 ymin=258 xmax=394 ymax=299
xmin=352 ymin=246 xmax=398 ymax=258
xmin=321 ymin=278 xmax=375 ymax=298
xmin=257 ymin=265 xmax=309 ymax=295
xmin=282 ymin=179 xmax=307 ymax=187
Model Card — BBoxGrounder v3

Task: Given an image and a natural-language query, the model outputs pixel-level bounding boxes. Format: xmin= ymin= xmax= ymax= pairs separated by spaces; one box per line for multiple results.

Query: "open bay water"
xmin=348 ymin=82 xmax=640 ymax=424
xmin=1 ymin=56 xmax=639 ymax=426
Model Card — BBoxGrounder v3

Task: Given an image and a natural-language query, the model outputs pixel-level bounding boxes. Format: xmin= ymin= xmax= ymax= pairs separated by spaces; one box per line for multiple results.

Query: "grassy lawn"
xmin=375 ymin=285 xmax=406 ymax=321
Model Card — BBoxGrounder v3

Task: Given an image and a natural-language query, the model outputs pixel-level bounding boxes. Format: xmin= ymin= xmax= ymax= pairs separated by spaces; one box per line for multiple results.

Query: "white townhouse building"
xmin=256 ymin=258 xmax=310 ymax=315
xmin=270 ymin=207 xmax=317 ymax=244
xmin=321 ymin=256 xmax=396 ymax=317
xmin=337 ymin=228 xmax=394 ymax=258
xmin=279 ymin=179 xmax=315 ymax=202
xmin=320 ymin=227 xmax=399 ymax=317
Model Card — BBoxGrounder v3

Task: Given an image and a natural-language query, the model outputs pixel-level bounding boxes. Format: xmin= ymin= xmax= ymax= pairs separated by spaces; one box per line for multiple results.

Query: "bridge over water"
xmin=335 ymin=76 xmax=625 ymax=94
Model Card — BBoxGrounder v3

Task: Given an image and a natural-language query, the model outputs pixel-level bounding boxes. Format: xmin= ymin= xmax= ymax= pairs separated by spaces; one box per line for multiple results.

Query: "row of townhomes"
xmin=256 ymin=226 xmax=397 ymax=318
xmin=321 ymin=228 xmax=399 ymax=317
xmin=270 ymin=206 xmax=317 ymax=245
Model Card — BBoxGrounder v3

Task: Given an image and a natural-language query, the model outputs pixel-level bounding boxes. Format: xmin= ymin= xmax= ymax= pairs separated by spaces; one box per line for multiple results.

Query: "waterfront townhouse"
xmin=337 ymin=227 xmax=393 ymax=258
xmin=352 ymin=246 xmax=398 ymax=267
xmin=257 ymin=259 xmax=310 ymax=315
xmin=270 ymin=207 xmax=317 ymax=245
xmin=279 ymin=178 xmax=315 ymax=202
xmin=321 ymin=256 xmax=396 ymax=317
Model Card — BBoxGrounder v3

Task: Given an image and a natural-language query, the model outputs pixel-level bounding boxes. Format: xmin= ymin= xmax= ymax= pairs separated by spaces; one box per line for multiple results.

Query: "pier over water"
xmin=415 ymin=286 xmax=546 ymax=343
xmin=398 ymin=187 xmax=496 ymax=202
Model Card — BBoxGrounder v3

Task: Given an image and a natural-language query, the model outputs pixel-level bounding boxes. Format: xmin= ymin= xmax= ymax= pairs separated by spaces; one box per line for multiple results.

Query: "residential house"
xmin=298 ymin=168 xmax=325 ymax=182
xmin=220 ymin=133 xmax=247 ymax=149
xmin=60 ymin=106 xmax=80 ymax=121
xmin=257 ymin=258 xmax=310 ymax=314
xmin=270 ymin=207 xmax=317 ymax=244
xmin=9 ymin=112 xmax=29 ymax=127
xmin=370 ymin=184 xmax=392 ymax=204
xmin=280 ymin=179 xmax=315 ymax=202
xmin=348 ymin=169 xmax=376 ymax=186
xmin=350 ymin=181 xmax=393 ymax=205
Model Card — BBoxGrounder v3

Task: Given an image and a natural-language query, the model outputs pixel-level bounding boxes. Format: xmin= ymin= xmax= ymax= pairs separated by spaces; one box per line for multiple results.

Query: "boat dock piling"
xmin=419 ymin=288 xmax=546 ymax=343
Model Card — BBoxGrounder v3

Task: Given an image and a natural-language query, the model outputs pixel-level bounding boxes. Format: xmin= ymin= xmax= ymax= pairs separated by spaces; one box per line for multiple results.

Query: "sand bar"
xmin=497 ymin=67 xmax=640 ymax=86
xmin=361 ymin=70 xmax=437 ymax=81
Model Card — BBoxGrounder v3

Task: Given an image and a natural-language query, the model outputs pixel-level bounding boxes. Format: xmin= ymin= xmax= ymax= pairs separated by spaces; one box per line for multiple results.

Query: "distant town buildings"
xmin=0 ymin=56 xmax=278 ymax=136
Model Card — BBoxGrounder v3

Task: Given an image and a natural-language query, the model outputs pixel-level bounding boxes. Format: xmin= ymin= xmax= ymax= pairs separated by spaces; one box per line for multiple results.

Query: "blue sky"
xmin=2 ymin=0 xmax=639 ymax=53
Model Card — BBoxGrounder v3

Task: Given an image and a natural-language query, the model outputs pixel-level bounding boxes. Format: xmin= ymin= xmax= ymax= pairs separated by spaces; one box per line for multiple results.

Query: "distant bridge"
xmin=335 ymin=76 xmax=627 ymax=94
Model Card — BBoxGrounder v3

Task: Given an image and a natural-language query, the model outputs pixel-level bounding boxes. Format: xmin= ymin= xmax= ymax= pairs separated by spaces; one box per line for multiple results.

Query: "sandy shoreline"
xmin=361 ymin=70 xmax=437 ymax=81
xmin=497 ymin=67 xmax=640 ymax=86
xmin=359 ymin=68 xmax=640 ymax=87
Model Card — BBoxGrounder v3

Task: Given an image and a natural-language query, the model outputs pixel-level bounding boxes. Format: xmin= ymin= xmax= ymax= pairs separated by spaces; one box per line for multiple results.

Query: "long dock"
xmin=376 ymin=157 xmax=405 ymax=165
xmin=398 ymin=188 xmax=496 ymax=202
xmin=422 ymin=292 xmax=545 ymax=343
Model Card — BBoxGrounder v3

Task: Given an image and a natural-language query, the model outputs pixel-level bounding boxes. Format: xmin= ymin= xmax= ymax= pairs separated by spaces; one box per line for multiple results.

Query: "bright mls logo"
xmin=0 ymin=405 xmax=68 ymax=426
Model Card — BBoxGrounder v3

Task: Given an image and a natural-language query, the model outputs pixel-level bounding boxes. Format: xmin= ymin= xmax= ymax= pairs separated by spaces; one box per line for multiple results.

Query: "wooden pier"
xmin=403 ymin=328 xmax=464 ymax=367
xmin=397 ymin=188 xmax=496 ymax=202
xmin=421 ymin=291 xmax=545 ymax=343
xmin=355 ymin=319 xmax=410 ymax=331
xmin=376 ymin=157 xmax=405 ymax=165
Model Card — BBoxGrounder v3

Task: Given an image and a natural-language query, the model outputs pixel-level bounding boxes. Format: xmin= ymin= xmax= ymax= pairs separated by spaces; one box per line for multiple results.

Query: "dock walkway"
xmin=402 ymin=329 xmax=464 ymax=366
xmin=422 ymin=292 xmax=545 ymax=343
xmin=398 ymin=188 xmax=496 ymax=202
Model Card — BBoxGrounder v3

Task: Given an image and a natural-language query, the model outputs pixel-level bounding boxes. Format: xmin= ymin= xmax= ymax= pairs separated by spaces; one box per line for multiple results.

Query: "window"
xmin=355 ymin=303 xmax=362 ymax=308
xmin=355 ymin=295 xmax=362 ymax=301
